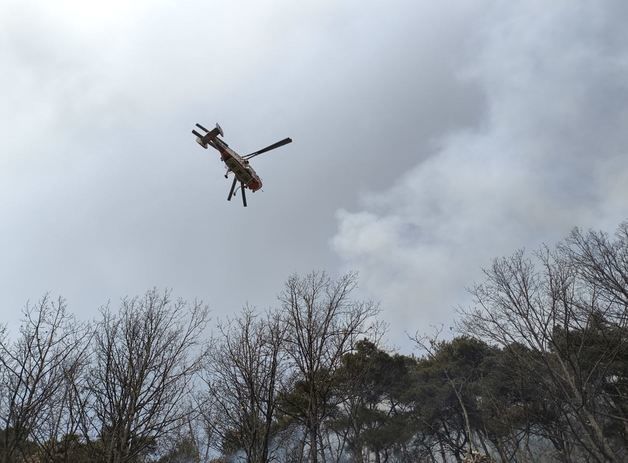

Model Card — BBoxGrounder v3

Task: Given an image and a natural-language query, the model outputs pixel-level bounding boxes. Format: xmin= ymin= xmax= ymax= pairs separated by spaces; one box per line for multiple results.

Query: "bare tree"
xmin=0 ymin=295 xmax=89 ymax=463
xmin=203 ymin=306 xmax=286 ymax=463
xmin=462 ymin=225 xmax=628 ymax=462
xmin=86 ymin=289 xmax=209 ymax=463
xmin=279 ymin=272 xmax=379 ymax=463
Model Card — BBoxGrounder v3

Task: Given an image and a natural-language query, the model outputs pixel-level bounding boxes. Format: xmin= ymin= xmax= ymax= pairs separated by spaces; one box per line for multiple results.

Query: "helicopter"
xmin=192 ymin=123 xmax=292 ymax=207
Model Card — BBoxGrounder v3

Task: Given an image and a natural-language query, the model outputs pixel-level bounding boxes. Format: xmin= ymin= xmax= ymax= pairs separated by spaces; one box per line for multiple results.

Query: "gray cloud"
xmin=333 ymin=1 xmax=628 ymax=348
xmin=2 ymin=1 xmax=485 ymax=327
xmin=2 ymin=1 xmax=625 ymax=351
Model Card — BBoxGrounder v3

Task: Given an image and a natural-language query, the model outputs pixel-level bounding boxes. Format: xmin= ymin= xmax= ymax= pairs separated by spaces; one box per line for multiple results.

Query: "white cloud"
xmin=332 ymin=1 xmax=628 ymax=345
xmin=4 ymin=0 xmax=625 ymax=349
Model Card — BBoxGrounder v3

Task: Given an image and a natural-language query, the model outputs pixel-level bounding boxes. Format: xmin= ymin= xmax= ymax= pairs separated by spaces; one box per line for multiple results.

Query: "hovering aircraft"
xmin=192 ymin=123 xmax=292 ymax=207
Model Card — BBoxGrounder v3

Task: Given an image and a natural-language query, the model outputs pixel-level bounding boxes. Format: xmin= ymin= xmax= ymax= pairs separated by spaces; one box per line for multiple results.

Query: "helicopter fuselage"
xmin=207 ymin=138 xmax=263 ymax=192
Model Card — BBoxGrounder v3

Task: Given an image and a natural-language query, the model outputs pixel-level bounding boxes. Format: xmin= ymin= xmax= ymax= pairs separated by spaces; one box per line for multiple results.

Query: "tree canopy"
xmin=1 ymin=224 xmax=628 ymax=462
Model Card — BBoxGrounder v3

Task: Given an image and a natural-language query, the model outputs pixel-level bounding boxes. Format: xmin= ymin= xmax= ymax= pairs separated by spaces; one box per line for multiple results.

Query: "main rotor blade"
xmin=243 ymin=137 xmax=292 ymax=160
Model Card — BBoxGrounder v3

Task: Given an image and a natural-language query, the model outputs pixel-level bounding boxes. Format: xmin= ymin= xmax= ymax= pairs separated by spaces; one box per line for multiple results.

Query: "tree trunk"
xmin=309 ymin=424 xmax=318 ymax=463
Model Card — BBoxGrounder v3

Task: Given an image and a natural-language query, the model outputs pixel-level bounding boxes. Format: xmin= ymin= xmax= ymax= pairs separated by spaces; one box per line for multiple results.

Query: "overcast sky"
xmin=1 ymin=0 xmax=627 ymax=351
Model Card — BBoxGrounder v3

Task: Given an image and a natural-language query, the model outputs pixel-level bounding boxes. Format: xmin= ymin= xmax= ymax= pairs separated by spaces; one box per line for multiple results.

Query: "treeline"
xmin=1 ymin=224 xmax=627 ymax=463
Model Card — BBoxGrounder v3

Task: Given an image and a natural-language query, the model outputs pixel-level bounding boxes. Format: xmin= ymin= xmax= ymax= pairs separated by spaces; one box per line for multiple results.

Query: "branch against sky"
xmin=462 ymin=224 xmax=628 ymax=462
xmin=279 ymin=271 xmax=379 ymax=463
xmin=86 ymin=289 xmax=209 ymax=463
xmin=0 ymin=295 xmax=90 ymax=463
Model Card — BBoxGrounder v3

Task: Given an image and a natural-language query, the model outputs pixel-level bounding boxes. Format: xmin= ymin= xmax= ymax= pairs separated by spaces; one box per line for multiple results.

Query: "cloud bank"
xmin=332 ymin=1 xmax=628 ymax=343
